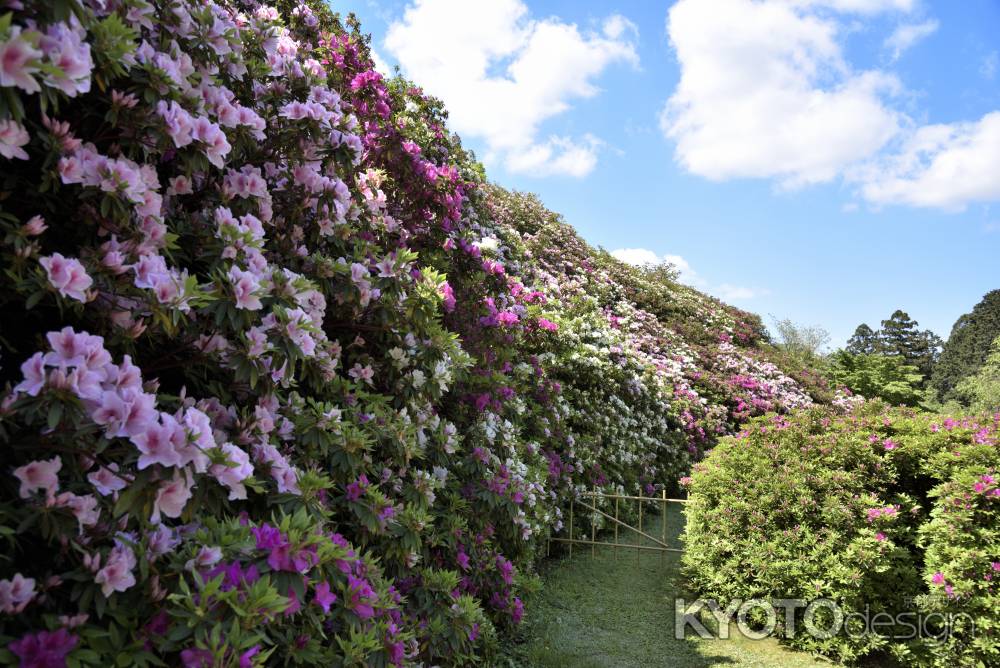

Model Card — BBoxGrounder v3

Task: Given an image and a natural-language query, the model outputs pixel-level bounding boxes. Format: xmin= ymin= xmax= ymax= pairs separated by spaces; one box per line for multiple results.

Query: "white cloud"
xmin=716 ymin=284 xmax=765 ymax=301
xmin=504 ymin=134 xmax=603 ymax=178
xmin=982 ymin=51 xmax=998 ymax=80
xmin=610 ymin=248 xmax=763 ymax=301
xmin=610 ymin=247 xmax=698 ymax=282
xmin=857 ymin=111 xmax=1000 ymax=211
xmin=661 ymin=0 xmax=904 ymax=188
xmin=611 ymin=247 xmax=661 ymax=266
xmin=808 ymin=0 xmax=915 ymax=13
xmin=884 ymin=20 xmax=938 ymax=61
xmin=385 ymin=0 xmax=638 ymax=177
xmin=370 ymin=48 xmax=393 ymax=77
xmin=660 ymin=0 xmax=1000 ymax=211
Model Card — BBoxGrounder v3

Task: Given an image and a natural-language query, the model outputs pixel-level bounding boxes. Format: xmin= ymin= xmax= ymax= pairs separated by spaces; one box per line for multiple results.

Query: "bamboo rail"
xmin=549 ymin=487 xmax=686 ymax=560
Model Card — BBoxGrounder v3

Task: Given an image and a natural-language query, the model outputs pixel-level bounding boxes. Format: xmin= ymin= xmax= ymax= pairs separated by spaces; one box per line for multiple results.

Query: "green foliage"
xmin=933 ymin=289 xmax=1000 ymax=401
xmin=828 ymin=350 xmax=924 ymax=406
xmin=953 ymin=335 xmax=1000 ymax=413
xmin=682 ymin=403 xmax=999 ymax=666
xmin=846 ymin=323 xmax=879 ymax=355
xmin=771 ymin=317 xmax=831 ymax=365
xmin=878 ymin=310 xmax=942 ymax=382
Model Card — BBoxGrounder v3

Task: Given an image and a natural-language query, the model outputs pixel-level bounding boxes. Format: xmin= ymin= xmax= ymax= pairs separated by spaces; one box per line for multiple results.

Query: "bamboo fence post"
xmin=614 ymin=496 xmax=620 ymax=561
xmin=637 ymin=497 xmax=643 ymax=566
xmin=591 ymin=487 xmax=597 ymax=560
xmin=661 ymin=489 xmax=667 ymax=567
xmin=568 ymin=497 xmax=574 ymax=558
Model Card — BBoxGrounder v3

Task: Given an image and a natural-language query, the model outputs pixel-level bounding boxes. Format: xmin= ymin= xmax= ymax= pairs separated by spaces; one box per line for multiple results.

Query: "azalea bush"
xmin=0 ymin=0 xmax=825 ymax=665
xmin=682 ymin=402 xmax=999 ymax=666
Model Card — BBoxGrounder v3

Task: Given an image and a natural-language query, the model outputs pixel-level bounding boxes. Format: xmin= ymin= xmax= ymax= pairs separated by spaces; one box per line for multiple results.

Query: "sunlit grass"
xmin=499 ymin=506 xmax=831 ymax=667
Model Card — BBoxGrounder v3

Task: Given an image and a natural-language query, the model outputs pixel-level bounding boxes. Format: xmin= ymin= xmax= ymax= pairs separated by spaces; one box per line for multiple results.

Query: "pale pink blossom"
xmin=39 ymin=253 xmax=92 ymax=302
xmin=178 ymin=407 xmax=214 ymax=472
xmin=157 ymin=100 xmax=194 ymax=147
xmin=94 ymin=545 xmax=136 ymax=597
xmin=44 ymin=327 xmax=97 ymax=367
xmin=146 ymin=524 xmax=179 ymax=560
xmin=130 ymin=415 xmax=183 ymax=469
xmin=14 ymin=352 xmax=46 ymax=395
xmin=0 ymin=119 xmax=30 ymax=160
xmin=0 ymin=573 xmax=36 ymax=614
xmin=151 ymin=471 xmax=193 ymax=523
xmin=0 ymin=28 xmax=42 ymax=93
xmin=22 ymin=215 xmax=46 ymax=235
xmin=228 ymin=265 xmax=263 ymax=310
xmin=210 ymin=442 xmax=254 ymax=500
xmin=192 ymin=116 xmax=231 ymax=168
xmin=58 ymin=613 xmax=89 ymax=629
xmin=54 ymin=491 xmax=100 ymax=533
xmin=184 ymin=546 xmax=223 ymax=572
xmin=167 ymin=175 xmax=193 ymax=195
xmin=348 ymin=363 xmax=374 ymax=385
xmin=13 ymin=457 xmax=61 ymax=499
xmin=38 ymin=20 xmax=93 ymax=96
xmin=88 ymin=464 xmax=127 ymax=496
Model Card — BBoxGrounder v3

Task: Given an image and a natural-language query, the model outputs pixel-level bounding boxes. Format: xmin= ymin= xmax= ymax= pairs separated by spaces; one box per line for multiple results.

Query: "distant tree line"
xmin=772 ymin=290 xmax=1000 ymax=410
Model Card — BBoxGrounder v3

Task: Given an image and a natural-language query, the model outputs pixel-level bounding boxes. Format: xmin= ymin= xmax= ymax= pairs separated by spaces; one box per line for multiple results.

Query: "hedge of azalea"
xmin=0 ymin=0 xmax=824 ymax=665
xmin=683 ymin=402 xmax=999 ymax=667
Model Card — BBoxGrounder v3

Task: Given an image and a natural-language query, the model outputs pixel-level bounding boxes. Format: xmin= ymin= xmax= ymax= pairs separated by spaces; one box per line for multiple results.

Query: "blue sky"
xmin=333 ymin=0 xmax=999 ymax=347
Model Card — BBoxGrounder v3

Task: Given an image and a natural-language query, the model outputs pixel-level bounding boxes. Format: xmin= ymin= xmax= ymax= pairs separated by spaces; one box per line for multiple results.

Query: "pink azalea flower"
xmin=157 ymin=100 xmax=194 ymax=147
xmin=228 ymin=265 xmax=263 ymax=310
xmin=38 ymin=20 xmax=93 ymax=96
xmin=348 ymin=363 xmax=374 ymax=385
xmin=10 ymin=629 xmax=78 ymax=667
xmin=22 ymin=214 xmax=47 ymax=235
xmin=185 ymin=546 xmax=223 ymax=572
xmin=151 ymin=471 xmax=193 ymax=523
xmin=94 ymin=544 xmax=136 ymax=597
xmin=39 ymin=253 xmax=93 ymax=302
xmin=0 ymin=119 xmax=30 ymax=160
xmin=87 ymin=464 xmax=127 ymax=496
xmin=313 ymin=581 xmax=338 ymax=613
xmin=192 ymin=116 xmax=231 ymax=168
xmin=350 ymin=262 xmax=368 ymax=283
xmin=54 ymin=491 xmax=100 ymax=534
xmin=14 ymin=352 xmax=46 ymax=396
xmin=375 ymin=258 xmax=395 ymax=277
xmin=146 ymin=525 xmax=180 ymax=560
xmin=346 ymin=474 xmax=368 ymax=501
xmin=0 ymin=28 xmax=43 ymax=93
xmin=345 ymin=575 xmax=376 ymax=620
xmin=0 ymin=573 xmax=36 ymax=614
xmin=931 ymin=571 xmax=945 ymax=585
xmin=209 ymin=443 xmax=254 ymax=500
xmin=13 ymin=457 xmax=61 ymax=499
xmin=130 ymin=415 xmax=183 ymax=469
xmin=178 ymin=407 xmax=215 ymax=473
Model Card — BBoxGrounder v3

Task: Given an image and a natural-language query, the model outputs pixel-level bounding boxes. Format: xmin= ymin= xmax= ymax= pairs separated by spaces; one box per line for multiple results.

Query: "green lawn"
xmin=498 ymin=505 xmax=832 ymax=668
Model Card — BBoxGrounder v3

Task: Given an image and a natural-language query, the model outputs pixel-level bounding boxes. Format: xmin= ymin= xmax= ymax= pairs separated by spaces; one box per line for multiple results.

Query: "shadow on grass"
xmin=499 ymin=505 xmax=831 ymax=668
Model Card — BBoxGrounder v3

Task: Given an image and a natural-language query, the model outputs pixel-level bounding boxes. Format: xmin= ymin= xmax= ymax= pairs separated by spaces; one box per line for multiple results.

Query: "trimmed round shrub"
xmin=682 ymin=402 xmax=998 ymax=666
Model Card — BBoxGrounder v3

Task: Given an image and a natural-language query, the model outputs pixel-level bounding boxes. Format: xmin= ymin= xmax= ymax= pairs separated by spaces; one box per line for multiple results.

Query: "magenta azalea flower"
xmin=9 ymin=628 xmax=78 ymax=668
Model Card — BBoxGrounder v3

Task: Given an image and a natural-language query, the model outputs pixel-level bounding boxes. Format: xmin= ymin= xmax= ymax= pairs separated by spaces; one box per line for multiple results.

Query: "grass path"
xmin=500 ymin=505 xmax=831 ymax=667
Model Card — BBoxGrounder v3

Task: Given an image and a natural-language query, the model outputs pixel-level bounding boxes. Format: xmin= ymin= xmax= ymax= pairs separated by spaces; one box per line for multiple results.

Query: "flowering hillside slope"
xmin=0 ymin=1 xmax=826 ymax=665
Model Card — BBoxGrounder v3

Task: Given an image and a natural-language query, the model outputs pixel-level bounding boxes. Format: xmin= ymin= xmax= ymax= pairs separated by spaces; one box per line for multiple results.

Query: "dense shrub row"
xmin=0 ymin=0 xmax=822 ymax=665
xmin=683 ymin=402 xmax=998 ymax=666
